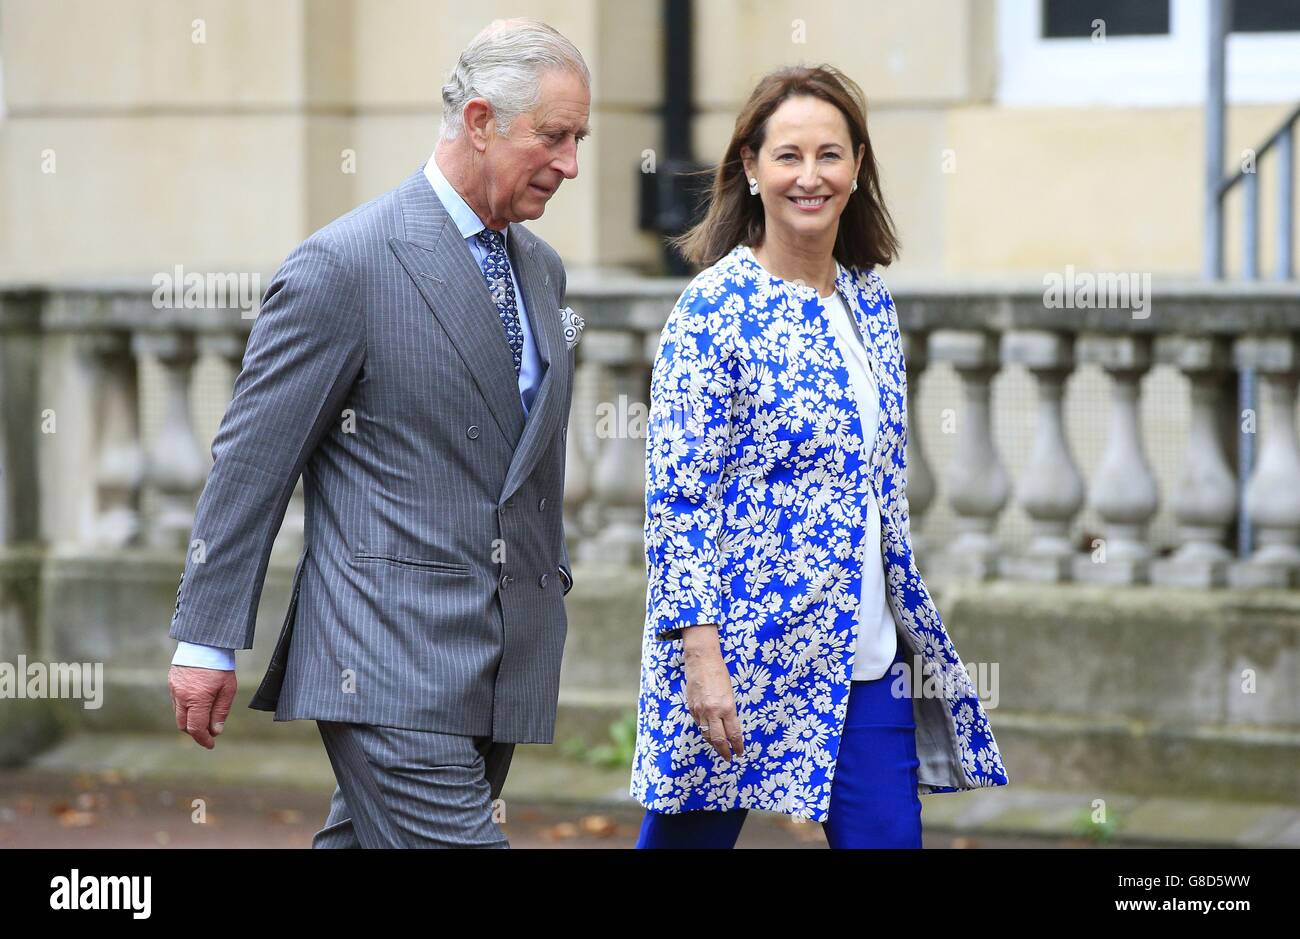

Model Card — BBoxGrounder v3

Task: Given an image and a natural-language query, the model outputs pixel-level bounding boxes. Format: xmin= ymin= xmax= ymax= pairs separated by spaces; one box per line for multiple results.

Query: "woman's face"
xmin=742 ymin=95 xmax=865 ymax=248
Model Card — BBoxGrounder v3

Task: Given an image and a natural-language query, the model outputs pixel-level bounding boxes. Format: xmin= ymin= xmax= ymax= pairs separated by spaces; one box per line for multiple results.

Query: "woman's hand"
xmin=682 ymin=624 xmax=745 ymax=761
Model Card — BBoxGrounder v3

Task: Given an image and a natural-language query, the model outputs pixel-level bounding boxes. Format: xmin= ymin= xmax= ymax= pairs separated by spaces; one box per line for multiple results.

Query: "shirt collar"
xmin=423 ymin=151 xmax=508 ymax=246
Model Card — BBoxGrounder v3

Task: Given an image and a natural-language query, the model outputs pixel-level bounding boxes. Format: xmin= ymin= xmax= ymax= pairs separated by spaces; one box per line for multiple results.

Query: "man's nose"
xmin=554 ymin=141 xmax=579 ymax=180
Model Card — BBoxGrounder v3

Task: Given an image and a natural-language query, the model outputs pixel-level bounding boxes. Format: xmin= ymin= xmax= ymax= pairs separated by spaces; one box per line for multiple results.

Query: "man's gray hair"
xmin=440 ymin=19 xmax=590 ymax=140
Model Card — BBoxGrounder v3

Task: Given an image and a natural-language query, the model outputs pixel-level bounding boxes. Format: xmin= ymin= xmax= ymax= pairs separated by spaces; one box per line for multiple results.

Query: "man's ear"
xmin=463 ymin=97 xmax=495 ymax=152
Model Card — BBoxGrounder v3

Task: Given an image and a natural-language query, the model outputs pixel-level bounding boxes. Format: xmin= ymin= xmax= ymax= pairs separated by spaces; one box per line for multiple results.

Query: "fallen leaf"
xmin=578 ymin=815 xmax=617 ymax=837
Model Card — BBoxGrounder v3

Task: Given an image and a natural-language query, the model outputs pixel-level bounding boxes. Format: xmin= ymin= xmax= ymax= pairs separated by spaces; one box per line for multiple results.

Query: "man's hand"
xmin=168 ymin=666 xmax=238 ymax=749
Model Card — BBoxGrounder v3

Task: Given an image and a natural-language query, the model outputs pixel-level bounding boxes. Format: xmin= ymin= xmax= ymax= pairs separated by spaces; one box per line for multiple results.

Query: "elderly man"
xmin=165 ymin=19 xmax=590 ymax=848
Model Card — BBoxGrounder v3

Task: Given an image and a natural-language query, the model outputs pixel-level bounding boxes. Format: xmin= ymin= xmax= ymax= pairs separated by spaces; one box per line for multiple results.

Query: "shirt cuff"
xmin=172 ymin=641 xmax=236 ymax=671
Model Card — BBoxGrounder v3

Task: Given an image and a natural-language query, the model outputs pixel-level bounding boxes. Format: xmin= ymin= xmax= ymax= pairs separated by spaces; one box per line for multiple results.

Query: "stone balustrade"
xmin=3 ymin=278 xmax=1300 ymax=802
xmin=3 ymin=278 xmax=1300 ymax=591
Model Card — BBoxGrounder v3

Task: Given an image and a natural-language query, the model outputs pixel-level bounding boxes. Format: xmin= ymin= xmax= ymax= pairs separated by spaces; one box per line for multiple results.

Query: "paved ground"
xmin=2 ymin=733 xmax=1294 ymax=848
xmin=0 ymin=769 xmax=1116 ymax=849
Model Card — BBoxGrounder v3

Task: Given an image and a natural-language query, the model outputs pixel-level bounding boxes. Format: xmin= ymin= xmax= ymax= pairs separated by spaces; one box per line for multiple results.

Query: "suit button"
xmin=499 ymin=573 xmax=512 ymax=589
xmin=467 ymin=425 xmax=480 ymax=439
xmin=538 ymin=498 xmax=547 ymax=512
xmin=539 ymin=573 xmax=549 ymax=589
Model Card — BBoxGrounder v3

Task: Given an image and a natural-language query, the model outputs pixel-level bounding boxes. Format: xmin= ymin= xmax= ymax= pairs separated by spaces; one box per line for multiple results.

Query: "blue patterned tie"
xmin=475 ymin=228 xmax=524 ymax=376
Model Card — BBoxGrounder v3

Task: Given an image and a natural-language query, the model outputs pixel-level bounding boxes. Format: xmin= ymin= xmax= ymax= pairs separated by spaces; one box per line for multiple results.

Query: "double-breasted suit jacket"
xmin=169 ymin=166 xmax=576 ymax=743
xmin=633 ymin=244 xmax=1009 ymax=821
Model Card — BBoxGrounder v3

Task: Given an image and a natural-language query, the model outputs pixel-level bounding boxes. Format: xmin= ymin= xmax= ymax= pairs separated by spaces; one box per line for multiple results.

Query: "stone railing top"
xmin=4 ymin=275 xmax=1300 ymax=335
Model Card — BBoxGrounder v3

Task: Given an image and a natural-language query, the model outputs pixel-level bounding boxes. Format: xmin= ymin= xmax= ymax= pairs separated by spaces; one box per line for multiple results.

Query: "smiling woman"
xmin=636 ymin=64 xmax=1007 ymax=850
xmin=670 ymin=64 xmax=897 ymax=277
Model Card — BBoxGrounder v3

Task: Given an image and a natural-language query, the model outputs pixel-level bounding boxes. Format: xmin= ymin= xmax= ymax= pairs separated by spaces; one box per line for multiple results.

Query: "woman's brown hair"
xmin=670 ymin=64 xmax=899 ymax=271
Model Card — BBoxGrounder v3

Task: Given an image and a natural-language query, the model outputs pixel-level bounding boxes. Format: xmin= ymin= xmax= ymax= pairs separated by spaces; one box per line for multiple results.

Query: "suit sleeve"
xmin=643 ymin=281 xmax=733 ymax=642
xmin=168 ymin=233 xmax=364 ymax=649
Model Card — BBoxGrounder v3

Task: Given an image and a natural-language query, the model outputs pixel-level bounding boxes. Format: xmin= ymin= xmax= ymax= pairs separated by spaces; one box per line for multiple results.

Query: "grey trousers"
xmin=312 ymin=720 xmax=516 ymax=848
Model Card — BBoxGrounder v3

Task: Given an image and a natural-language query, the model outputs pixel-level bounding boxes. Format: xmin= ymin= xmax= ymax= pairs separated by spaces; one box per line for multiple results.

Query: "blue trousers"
xmin=636 ymin=643 xmax=923 ymax=848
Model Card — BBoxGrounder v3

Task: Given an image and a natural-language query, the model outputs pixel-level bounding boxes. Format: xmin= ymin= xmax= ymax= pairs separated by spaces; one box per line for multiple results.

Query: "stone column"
xmin=88 ymin=332 xmax=144 ymax=547
xmin=1151 ymin=336 xmax=1237 ymax=587
xmin=1230 ymin=336 xmax=1300 ymax=587
xmin=1000 ymin=330 xmax=1085 ymax=582
xmin=929 ymin=330 xmax=1009 ymax=579
xmin=1074 ymin=335 xmax=1158 ymax=584
xmin=580 ymin=330 xmax=649 ymax=565
xmin=135 ymin=331 xmax=206 ymax=549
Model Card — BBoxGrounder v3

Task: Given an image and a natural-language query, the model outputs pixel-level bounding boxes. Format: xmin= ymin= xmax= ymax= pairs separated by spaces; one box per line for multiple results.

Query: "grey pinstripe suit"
xmin=168 ymin=164 xmax=575 ymax=845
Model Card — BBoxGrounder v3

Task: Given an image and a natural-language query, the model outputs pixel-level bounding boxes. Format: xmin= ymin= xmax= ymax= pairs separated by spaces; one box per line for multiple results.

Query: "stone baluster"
xmin=929 ymin=330 xmax=1009 ymax=580
xmin=0 ymin=292 xmax=43 ymax=546
xmin=1000 ymin=330 xmax=1085 ymax=582
xmin=88 ymin=331 xmax=144 ymax=547
xmin=899 ymin=331 xmax=935 ymax=557
xmin=579 ymin=329 xmax=648 ymax=565
xmin=1230 ymin=336 xmax=1300 ymax=587
xmin=1151 ymin=336 xmax=1237 ymax=587
xmin=135 ymin=330 xmax=207 ymax=549
xmin=1074 ymin=335 xmax=1158 ymax=584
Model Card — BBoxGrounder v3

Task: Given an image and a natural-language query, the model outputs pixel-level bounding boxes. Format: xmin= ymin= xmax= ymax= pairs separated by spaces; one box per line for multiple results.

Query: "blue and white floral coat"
xmin=632 ymin=243 xmax=1009 ymax=821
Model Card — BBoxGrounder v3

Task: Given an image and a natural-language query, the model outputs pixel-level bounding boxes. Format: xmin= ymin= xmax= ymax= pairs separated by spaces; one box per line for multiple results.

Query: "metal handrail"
xmin=1200 ymin=1 xmax=1300 ymax=560
xmin=1216 ymin=102 xmax=1300 ymax=281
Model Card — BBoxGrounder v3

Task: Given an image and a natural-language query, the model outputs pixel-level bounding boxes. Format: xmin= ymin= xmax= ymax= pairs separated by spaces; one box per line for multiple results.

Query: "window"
xmin=1232 ymin=0 xmax=1300 ymax=32
xmin=1042 ymin=0 xmax=1170 ymax=38
xmin=999 ymin=0 xmax=1300 ymax=106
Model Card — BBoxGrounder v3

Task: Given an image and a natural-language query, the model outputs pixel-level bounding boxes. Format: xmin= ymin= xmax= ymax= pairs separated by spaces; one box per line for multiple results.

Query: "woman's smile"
xmin=789 ymin=194 xmax=831 ymax=211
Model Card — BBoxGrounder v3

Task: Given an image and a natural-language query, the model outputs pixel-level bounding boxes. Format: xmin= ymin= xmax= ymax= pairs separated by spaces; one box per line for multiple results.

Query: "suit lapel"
xmin=389 ymin=169 xmax=526 ymax=447
xmin=389 ymin=166 xmax=567 ymax=500
xmin=501 ymin=225 xmax=566 ymax=501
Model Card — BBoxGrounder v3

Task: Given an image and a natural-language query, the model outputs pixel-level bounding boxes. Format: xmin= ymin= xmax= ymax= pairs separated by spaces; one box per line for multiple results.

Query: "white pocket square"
xmin=559 ymin=306 xmax=584 ymax=350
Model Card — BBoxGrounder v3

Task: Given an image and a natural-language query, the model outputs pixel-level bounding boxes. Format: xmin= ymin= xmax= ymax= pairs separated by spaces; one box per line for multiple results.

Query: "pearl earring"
xmin=748 ymin=177 xmax=759 ymax=195
xmin=851 ymin=179 xmax=859 ymax=193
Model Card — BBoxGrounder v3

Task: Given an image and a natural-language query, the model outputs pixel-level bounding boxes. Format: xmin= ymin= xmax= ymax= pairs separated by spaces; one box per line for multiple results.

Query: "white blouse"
xmin=819 ymin=283 xmax=898 ymax=681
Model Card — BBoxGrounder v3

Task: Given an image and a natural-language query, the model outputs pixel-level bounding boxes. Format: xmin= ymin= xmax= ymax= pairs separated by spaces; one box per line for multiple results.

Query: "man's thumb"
xmin=210 ymin=675 xmax=237 ymax=735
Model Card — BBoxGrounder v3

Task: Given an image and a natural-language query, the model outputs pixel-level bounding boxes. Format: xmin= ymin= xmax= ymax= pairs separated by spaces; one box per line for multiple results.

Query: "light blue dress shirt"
xmin=173 ymin=153 xmax=546 ymax=671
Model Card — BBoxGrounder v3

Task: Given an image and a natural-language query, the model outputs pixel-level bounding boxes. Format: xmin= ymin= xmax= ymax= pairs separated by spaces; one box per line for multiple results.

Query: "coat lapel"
xmin=836 ymin=266 xmax=896 ymax=395
xmin=835 ymin=267 xmax=903 ymax=478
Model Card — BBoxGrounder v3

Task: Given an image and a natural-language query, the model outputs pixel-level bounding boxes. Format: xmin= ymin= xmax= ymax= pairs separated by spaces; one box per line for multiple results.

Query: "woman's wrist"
xmin=682 ymin=623 xmax=721 ymax=658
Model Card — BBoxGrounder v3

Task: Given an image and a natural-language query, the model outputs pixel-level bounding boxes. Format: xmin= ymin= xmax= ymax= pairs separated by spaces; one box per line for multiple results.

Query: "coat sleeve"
xmin=168 ymin=233 xmax=365 ymax=649
xmin=643 ymin=281 xmax=734 ymax=642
